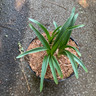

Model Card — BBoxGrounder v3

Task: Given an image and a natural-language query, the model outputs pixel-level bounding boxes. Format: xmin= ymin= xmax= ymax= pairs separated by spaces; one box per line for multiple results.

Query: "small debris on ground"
xmin=5 ymin=35 xmax=8 ymax=37
xmin=79 ymin=0 xmax=89 ymax=8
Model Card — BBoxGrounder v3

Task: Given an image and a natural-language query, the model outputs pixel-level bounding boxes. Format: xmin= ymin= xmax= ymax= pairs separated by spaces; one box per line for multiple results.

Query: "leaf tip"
xmin=40 ymin=83 xmax=43 ymax=92
xmin=79 ymin=53 xmax=81 ymax=57
xmin=28 ymin=18 xmax=33 ymax=21
xmin=81 ymin=24 xmax=85 ymax=27
xmin=56 ymin=81 xmax=58 ymax=84
xmin=54 ymin=80 xmax=58 ymax=84
xmin=16 ymin=55 xmax=20 ymax=59
xmin=76 ymin=75 xmax=79 ymax=79
xmin=61 ymin=74 xmax=63 ymax=79
xmin=85 ymin=68 xmax=88 ymax=73
xmin=72 ymin=7 xmax=75 ymax=13
xmin=40 ymin=87 xmax=42 ymax=92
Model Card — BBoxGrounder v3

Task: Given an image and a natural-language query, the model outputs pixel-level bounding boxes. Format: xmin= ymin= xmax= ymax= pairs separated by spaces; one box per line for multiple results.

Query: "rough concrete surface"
xmin=0 ymin=0 xmax=96 ymax=96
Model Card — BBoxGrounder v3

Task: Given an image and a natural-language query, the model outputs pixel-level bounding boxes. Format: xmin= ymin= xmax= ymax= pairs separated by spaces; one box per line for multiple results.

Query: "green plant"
xmin=16 ymin=7 xmax=88 ymax=92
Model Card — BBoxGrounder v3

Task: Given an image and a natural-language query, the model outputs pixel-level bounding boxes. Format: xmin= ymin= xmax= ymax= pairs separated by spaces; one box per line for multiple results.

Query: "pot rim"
xmin=27 ymin=37 xmax=80 ymax=82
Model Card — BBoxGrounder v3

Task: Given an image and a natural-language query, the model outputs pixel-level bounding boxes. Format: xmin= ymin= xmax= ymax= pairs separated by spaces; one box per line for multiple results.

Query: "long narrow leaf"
xmin=53 ymin=7 xmax=75 ymax=45
xmin=51 ymin=29 xmax=71 ymax=55
xmin=50 ymin=26 xmax=61 ymax=44
xmin=59 ymin=13 xmax=79 ymax=48
xmin=71 ymin=53 xmax=88 ymax=72
xmin=71 ymin=13 xmax=78 ymax=26
xmin=29 ymin=24 xmax=50 ymax=50
xmin=52 ymin=56 xmax=63 ymax=78
xmin=65 ymin=45 xmax=81 ymax=56
xmin=40 ymin=55 xmax=50 ymax=92
xmin=68 ymin=24 xmax=84 ymax=30
xmin=16 ymin=47 xmax=47 ymax=58
xmin=52 ymin=26 xmax=61 ymax=36
xmin=29 ymin=18 xmax=51 ymax=42
xmin=49 ymin=56 xmax=58 ymax=84
xmin=59 ymin=24 xmax=84 ymax=50
xmin=51 ymin=24 xmax=82 ymax=55
xmin=53 ymin=21 xmax=58 ymax=28
xmin=65 ymin=50 xmax=79 ymax=79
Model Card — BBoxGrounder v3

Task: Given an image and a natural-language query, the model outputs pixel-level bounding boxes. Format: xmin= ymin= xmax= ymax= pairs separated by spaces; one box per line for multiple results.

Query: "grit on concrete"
xmin=0 ymin=0 xmax=96 ymax=96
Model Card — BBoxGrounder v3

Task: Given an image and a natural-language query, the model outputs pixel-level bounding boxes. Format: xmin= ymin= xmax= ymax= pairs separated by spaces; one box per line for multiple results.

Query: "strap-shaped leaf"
xmin=49 ymin=56 xmax=58 ymax=84
xmin=29 ymin=18 xmax=51 ymax=42
xmin=52 ymin=26 xmax=61 ymax=36
xmin=65 ymin=50 xmax=79 ymax=79
xmin=50 ymin=26 xmax=61 ymax=44
xmin=68 ymin=24 xmax=84 ymax=30
xmin=59 ymin=24 xmax=84 ymax=50
xmin=53 ymin=21 xmax=58 ymax=28
xmin=52 ymin=56 xmax=63 ymax=78
xmin=29 ymin=24 xmax=50 ymax=50
xmin=59 ymin=13 xmax=78 ymax=48
xmin=40 ymin=55 xmax=50 ymax=92
xmin=53 ymin=7 xmax=75 ymax=45
xmin=51 ymin=24 xmax=83 ymax=55
xmin=16 ymin=47 xmax=47 ymax=58
xmin=71 ymin=53 xmax=88 ymax=72
xmin=58 ymin=50 xmax=87 ymax=73
xmin=51 ymin=29 xmax=70 ymax=55
xmin=71 ymin=13 xmax=78 ymax=26
xmin=65 ymin=45 xmax=81 ymax=56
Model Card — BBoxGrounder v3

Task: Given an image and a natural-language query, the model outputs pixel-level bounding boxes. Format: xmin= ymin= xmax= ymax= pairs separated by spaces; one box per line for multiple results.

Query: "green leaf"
xmin=71 ymin=13 xmax=78 ymax=26
xmin=59 ymin=13 xmax=79 ymax=48
xmin=68 ymin=24 xmax=84 ymax=30
xmin=52 ymin=26 xmax=61 ymax=36
xmin=29 ymin=24 xmax=50 ymax=50
xmin=16 ymin=47 xmax=47 ymax=58
xmin=52 ymin=56 xmax=63 ymax=78
xmin=71 ymin=7 xmax=75 ymax=14
xmin=50 ymin=26 xmax=61 ymax=44
xmin=53 ymin=21 xmax=58 ymax=28
xmin=59 ymin=24 xmax=85 ymax=50
xmin=40 ymin=55 xmax=50 ymax=92
xmin=65 ymin=50 xmax=79 ymax=79
xmin=51 ymin=24 xmax=80 ymax=55
xmin=53 ymin=7 xmax=75 ymax=45
xmin=49 ymin=56 xmax=58 ymax=84
xmin=51 ymin=29 xmax=69 ymax=55
xmin=29 ymin=18 xmax=51 ymax=42
xmin=71 ymin=53 xmax=88 ymax=72
xmin=65 ymin=45 xmax=81 ymax=56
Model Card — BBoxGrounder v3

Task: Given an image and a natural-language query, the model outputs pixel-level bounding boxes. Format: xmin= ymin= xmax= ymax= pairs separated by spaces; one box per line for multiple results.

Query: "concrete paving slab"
xmin=0 ymin=0 xmax=96 ymax=96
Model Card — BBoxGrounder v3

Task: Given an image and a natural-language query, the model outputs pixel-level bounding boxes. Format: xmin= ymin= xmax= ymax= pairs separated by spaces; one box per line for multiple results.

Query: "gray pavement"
xmin=0 ymin=0 xmax=96 ymax=96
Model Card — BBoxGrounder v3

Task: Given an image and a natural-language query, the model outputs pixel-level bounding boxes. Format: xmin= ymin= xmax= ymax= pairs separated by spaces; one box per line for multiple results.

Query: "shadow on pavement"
xmin=0 ymin=0 xmax=29 ymax=95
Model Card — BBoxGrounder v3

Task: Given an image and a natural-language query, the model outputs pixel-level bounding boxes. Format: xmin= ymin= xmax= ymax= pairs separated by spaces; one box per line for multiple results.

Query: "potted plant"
xmin=16 ymin=7 xmax=88 ymax=92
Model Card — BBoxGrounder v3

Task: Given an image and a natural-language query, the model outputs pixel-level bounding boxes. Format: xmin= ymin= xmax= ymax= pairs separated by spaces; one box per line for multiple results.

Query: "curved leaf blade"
xmin=52 ymin=26 xmax=61 ymax=36
xmin=52 ymin=56 xmax=63 ymax=78
xmin=40 ymin=55 xmax=50 ymax=92
xmin=72 ymin=53 xmax=88 ymax=72
xmin=49 ymin=56 xmax=58 ymax=84
xmin=29 ymin=24 xmax=50 ymax=50
xmin=65 ymin=50 xmax=79 ymax=79
xmin=29 ymin=18 xmax=51 ymax=42
xmin=53 ymin=7 xmax=75 ymax=45
xmin=68 ymin=24 xmax=84 ymax=30
xmin=53 ymin=21 xmax=58 ymax=28
xmin=16 ymin=47 xmax=47 ymax=58
xmin=51 ymin=29 xmax=69 ymax=55
xmin=59 ymin=24 xmax=85 ymax=49
xmin=59 ymin=13 xmax=79 ymax=48
xmin=65 ymin=45 xmax=81 ymax=56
